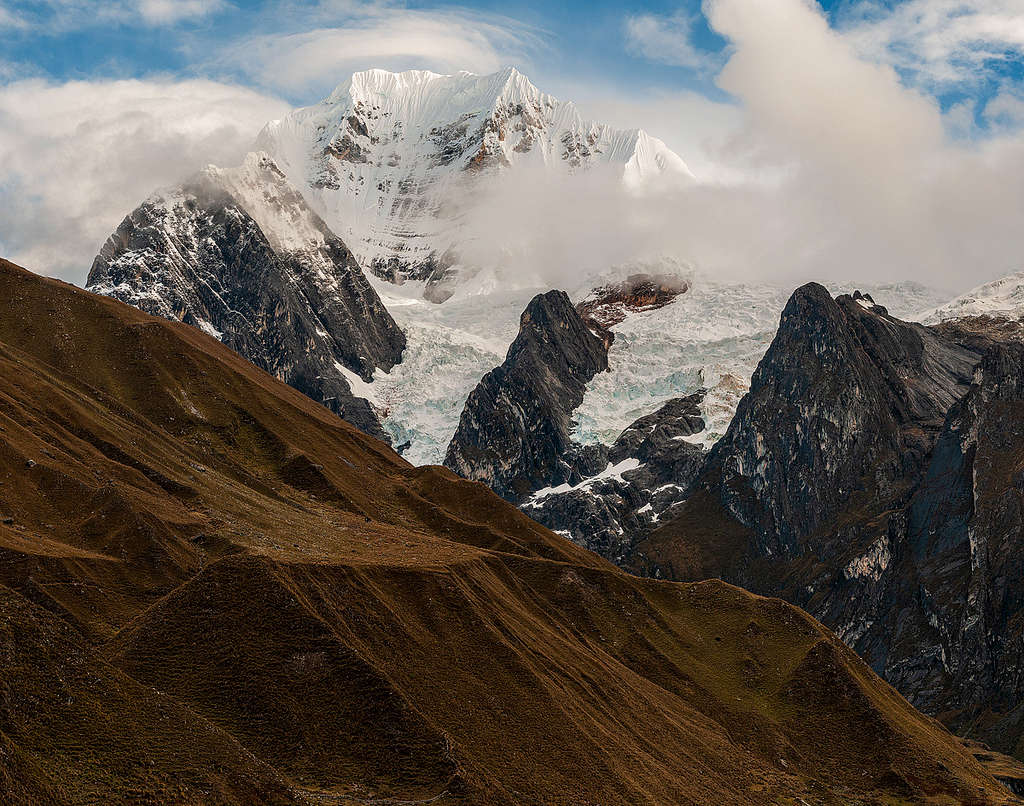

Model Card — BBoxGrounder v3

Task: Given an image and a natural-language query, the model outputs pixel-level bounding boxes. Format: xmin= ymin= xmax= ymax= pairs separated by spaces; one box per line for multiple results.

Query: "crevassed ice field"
xmin=369 ymin=269 xmax=952 ymax=467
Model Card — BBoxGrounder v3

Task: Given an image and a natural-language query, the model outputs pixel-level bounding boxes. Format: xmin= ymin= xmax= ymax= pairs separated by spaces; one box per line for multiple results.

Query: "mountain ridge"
xmin=628 ymin=282 xmax=1024 ymax=761
xmin=86 ymin=151 xmax=406 ymax=442
xmin=1 ymin=255 xmax=1017 ymax=804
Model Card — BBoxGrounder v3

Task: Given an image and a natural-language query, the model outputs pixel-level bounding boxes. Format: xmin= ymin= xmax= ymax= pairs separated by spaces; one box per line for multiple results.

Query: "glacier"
xmin=920 ymin=270 xmax=1024 ymax=324
xmin=363 ymin=253 xmax=951 ymax=468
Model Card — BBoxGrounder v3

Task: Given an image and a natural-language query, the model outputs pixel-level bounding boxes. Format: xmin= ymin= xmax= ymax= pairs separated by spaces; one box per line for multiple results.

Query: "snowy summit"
xmin=257 ymin=67 xmax=693 ymax=300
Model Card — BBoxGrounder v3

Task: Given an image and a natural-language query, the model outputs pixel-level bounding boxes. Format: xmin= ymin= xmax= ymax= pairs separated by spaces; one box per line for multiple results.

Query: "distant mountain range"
xmin=257 ymin=67 xmax=693 ymax=299
xmin=78 ymin=66 xmax=1024 ymax=779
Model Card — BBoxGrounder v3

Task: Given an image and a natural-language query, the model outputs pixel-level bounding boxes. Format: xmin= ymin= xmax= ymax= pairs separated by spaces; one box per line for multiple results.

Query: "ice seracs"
xmin=257 ymin=67 xmax=694 ymax=299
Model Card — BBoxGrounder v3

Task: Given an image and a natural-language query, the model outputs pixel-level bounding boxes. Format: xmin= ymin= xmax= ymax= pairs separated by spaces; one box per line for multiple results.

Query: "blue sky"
xmin=2 ymin=0 xmax=1024 ymax=289
xmin=0 ymin=1 xmax=715 ymax=97
xmin=4 ymin=0 xmax=1021 ymax=111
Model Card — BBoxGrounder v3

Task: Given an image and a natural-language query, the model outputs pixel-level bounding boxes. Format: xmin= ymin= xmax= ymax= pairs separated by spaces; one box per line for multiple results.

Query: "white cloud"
xmin=215 ymin=7 xmax=544 ymax=96
xmin=678 ymin=0 xmax=1024 ymax=289
xmin=625 ymin=11 xmax=707 ymax=69
xmin=837 ymin=0 xmax=1024 ymax=93
xmin=0 ymin=5 xmax=27 ymax=29
xmin=0 ymin=0 xmax=227 ymax=30
xmin=502 ymin=0 xmax=1024 ymax=294
xmin=986 ymin=88 xmax=1024 ymax=130
xmin=0 ymin=78 xmax=289 ymax=282
xmin=136 ymin=0 xmax=229 ymax=25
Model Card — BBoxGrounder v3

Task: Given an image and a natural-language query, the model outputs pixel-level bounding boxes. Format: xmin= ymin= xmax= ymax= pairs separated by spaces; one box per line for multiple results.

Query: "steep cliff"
xmin=444 ymin=290 xmax=611 ymax=500
xmin=87 ymin=152 xmax=405 ymax=441
xmin=634 ymin=283 xmax=1024 ymax=759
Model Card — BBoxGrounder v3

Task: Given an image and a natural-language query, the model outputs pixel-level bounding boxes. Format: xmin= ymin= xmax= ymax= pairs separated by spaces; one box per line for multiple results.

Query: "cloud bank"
xmin=686 ymin=0 xmax=1024 ymax=289
xmin=455 ymin=0 xmax=1024 ymax=294
xmin=0 ymin=78 xmax=288 ymax=281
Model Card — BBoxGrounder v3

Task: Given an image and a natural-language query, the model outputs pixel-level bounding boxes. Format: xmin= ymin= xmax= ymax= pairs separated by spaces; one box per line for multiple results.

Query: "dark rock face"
xmin=607 ymin=394 xmax=706 ymax=465
xmin=902 ymin=344 xmax=1024 ymax=747
xmin=87 ymin=156 xmax=405 ymax=443
xmin=441 ymin=284 xmax=709 ymax=562
xmin=633 ymin=283 xmax=1024 ymax=757
xmin=443 ymin=290 xmax=611 ymax=501
xmin=710 ymin=283 xmax=978 ymax=558
xmin=524 ymin=393 xmax=707 ymax=562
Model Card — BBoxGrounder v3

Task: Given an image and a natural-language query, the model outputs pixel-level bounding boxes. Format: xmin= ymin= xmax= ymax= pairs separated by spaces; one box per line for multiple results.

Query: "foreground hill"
xmin=0 ymin=258 xmax=1016 ymax=804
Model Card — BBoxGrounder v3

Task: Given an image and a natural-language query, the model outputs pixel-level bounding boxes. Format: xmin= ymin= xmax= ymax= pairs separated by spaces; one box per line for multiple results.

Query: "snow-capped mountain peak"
xmin=86 ymin=150 xmax=407 ymax=441
xmin=257 ymin=67 xmax=693 ymax=298
xmin=185 ymin=151 xmax=328 ymax=255
xmin=324 ymin=66 xmax=548 ymax=125
xmin=920 ymin=270 xmax=1024 ymax=324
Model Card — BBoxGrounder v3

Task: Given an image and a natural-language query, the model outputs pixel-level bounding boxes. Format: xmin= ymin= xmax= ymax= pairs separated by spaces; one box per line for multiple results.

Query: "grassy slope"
xmin=0 ymin=258 xmax=1017 ymax=805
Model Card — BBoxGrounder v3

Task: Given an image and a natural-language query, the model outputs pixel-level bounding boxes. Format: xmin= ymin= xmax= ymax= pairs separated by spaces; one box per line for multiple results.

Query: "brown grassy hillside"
xmin=0 ymin=257 xmax=1017 ymax=805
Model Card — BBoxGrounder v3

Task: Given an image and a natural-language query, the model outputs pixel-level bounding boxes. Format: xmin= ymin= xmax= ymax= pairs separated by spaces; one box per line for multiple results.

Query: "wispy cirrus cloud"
xmin=624 ymin=10 xmax=708 ymax=69
xmin=136 ymin=0 xmax=230 ymax=25
xmin=0 ymin=0 xmax=229 ymax=31
xmin=835 ymin=0 xmax=1024 ymax=94
xmin=211 ymin=6 xmax=546 ymax=97
xmin=0 ymin=4 xmax=27 ymax=29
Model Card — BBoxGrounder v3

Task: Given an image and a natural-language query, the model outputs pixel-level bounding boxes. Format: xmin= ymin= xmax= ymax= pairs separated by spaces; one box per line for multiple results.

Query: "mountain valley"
xmin=9 ymin=64 xmax=1024 ymax=804
xmin=4 ymin=257 xmax=1015 ymax=803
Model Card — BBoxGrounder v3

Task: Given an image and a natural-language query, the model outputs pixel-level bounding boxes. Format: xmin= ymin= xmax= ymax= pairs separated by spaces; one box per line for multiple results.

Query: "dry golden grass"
xmin=0 ymin=258 xmax=1018 ymax=805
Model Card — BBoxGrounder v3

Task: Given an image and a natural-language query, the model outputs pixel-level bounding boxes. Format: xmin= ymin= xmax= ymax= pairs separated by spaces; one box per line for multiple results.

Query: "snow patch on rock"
xmin=529 ymin=458 xmax=642 ymax=502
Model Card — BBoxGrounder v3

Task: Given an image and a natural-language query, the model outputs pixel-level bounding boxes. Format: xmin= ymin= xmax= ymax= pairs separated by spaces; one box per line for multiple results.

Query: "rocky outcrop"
xmin=707 ymin=283 xmax=978 ymax=558
xmin=633 ymin=283 xmax=1024 ymax=758
xmin=524 ymin=393 xmax=707 ymax=561
xmin=87 ymin=153 xmax=405 ymax=442
xmin=443 ymin=290 xmax=611 ymax=501
xmin=443 ymin=286 xmax=709 ymax=560
xmin=577 ymin=272 xmax=691 ymax=329
xmin=607 ymin=393 xmax=706 ymax=464
xmin=902 ymin=343 xmax=1024 ymax=747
